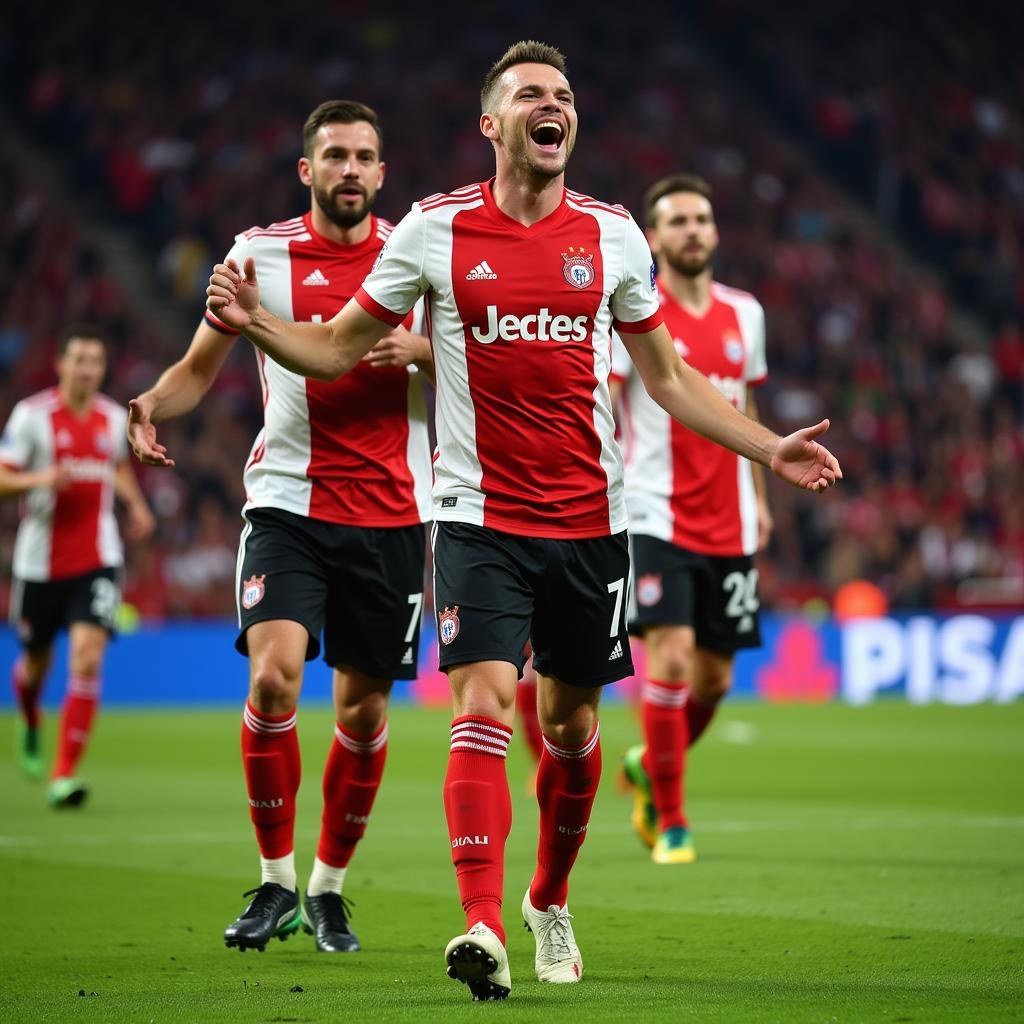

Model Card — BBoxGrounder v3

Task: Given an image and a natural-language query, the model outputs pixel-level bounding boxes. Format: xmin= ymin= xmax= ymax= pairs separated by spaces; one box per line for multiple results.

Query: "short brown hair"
xmin=58 ymin=323 xmax=107 ymax=355
xmin=481 ymin=40 xmax=568 ymax=112
xmin=302 ymin=100 xmax=382 ymax=157
xmin=644 ymin=174 xmax=713 ymax=227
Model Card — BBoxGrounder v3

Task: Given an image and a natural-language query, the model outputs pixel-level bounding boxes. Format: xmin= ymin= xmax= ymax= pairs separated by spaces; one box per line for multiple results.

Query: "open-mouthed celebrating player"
xmin=207 ymin=42 xmax=842 ymax=1001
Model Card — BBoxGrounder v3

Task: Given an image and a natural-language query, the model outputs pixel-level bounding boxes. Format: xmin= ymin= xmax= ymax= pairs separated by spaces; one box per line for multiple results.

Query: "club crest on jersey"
xmin=562 ymin=247 xmax=595 ymax=290
xmin=439 ymin=605 xmax=460 ymax=645
xmin=636 ymin=573 xmax=663 ymax=607
xmin=723 ymin=333 xmax=744 ymax=364
xmin=241 ymin=574 xmax=266 ymax=610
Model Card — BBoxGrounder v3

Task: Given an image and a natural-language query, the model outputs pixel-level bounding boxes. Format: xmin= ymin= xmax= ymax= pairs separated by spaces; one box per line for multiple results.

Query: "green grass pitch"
xmin=1 ymin=700 xmax=1022 ymax=1022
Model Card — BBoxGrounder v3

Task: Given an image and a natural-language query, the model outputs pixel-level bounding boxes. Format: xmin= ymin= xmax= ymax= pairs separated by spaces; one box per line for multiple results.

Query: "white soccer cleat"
xmin=444 ymin=922 xmax=511 ymax=1001
xmin=522 ymin=890 xmax=583 ymax=983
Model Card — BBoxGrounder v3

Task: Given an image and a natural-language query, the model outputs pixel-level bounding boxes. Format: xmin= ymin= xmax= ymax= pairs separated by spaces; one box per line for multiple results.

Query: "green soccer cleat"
xmin=47 ymin=776 xmax=89 ymax=809
xmin=16 ymin=721 xmax=43 ymax=780
xmin=621 ymin=745 xmax=657 ymax=849
xmin=652 ymin=825 xmax=697 ymax=865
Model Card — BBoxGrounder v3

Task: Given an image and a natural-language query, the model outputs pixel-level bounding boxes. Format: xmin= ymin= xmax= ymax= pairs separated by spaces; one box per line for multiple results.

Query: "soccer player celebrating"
xmin=1 ymin=325 xmax=155 ymax=808
xmin=206 ymin=43 xmax=841 ymax=999
xmin=613 ymin=174 xmax=773 ymax=865
xmin=129 ymin=101 xmax=433 ymax=954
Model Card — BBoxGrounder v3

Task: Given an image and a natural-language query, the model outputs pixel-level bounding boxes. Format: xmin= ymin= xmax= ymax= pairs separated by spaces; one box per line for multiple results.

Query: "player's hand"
xmin=756 ymin=498 xmax=774 ymax=551
xmin=124 ymin=502 xmax=157 ymax=542
xmin=769 ymin=419 xmax=843 ymax=493
xmin=127 ymin=398 xmax=175 ymax=468
xmin=39 ymin=465 xmax=72 ymax=491
xmin=206 ymin=257 xmax=260 ymax=330
xmin=362 ymin=328 xmax=431 ymax=369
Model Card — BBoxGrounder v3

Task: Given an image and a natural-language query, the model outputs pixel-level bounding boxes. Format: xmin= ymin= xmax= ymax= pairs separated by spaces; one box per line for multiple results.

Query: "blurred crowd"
xmin=1 ymin=1 xmax=1021 ymax=618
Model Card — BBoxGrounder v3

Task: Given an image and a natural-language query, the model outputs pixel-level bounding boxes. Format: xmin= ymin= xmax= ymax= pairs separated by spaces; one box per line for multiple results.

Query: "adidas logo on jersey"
xmin=608 ymin=640 xmax=623 ymax=660
xmin=302 ymin=268 xmax=330 ymax=286
xmin=402 ymin=645 xmax=414 ymax=665
xmin=466 ymin=260 xmax=498 ymax=280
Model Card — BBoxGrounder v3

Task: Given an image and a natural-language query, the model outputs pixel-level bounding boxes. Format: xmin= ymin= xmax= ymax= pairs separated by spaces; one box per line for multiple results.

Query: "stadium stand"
xmin=1 ymin=2 xmax=1020 ymax=616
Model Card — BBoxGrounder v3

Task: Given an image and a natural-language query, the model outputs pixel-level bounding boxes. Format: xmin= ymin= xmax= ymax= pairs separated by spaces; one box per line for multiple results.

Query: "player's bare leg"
xmin=520 ymin=673 xmax=597 ymax=983
xmin=689 ymin=647 xmax=734 ymax=745
xmin=48 ymin=623 xmax=107 ymax=808
xmin=443 ymin=660 xmax=516 ymax=1000
xmin=515 ymin=647 xmax=543 ymax=792
xmin=624 ymin=625 xmax=697 ymax=862
xmin=304 ymin=666 xmax=393 ymax=952
xmin=13 ymin=646 xmax=51 ymax=780
xmin=224 ymin=619 xmax=307 ymax=952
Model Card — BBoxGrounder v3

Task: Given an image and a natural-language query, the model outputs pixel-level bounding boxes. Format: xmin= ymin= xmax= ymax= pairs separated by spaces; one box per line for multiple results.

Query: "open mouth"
xmin=529 ymin=119 xmax=565 ymax=153
xmin=336 ymin=186 xmax=366 ymax=201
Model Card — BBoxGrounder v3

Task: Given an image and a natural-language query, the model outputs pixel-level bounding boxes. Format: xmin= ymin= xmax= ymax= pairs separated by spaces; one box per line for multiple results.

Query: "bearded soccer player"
xmin=206 ymin=43 xmax=841 ymax=999
xmin=1 ymin=326 xmax=155 ymax=808
xmin=130 ymin=101 xmax=432 ymax=954
xmin=612 ymin=174 xmax=773 ymax=865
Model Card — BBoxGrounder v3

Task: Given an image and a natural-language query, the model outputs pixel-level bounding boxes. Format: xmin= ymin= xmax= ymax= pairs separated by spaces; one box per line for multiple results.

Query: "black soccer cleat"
xmin=224 ymin=883 xmax=302 ymax=952
xmin=302 ymin=892 xmax=361 ymax=952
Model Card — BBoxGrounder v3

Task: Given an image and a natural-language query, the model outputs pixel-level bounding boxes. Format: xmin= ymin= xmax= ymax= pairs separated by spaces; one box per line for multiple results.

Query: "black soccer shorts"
xmin=432 ymin=521 xmax=633 ymax=687
xmin=9 ymin=567 xmax=121 ymax=651
xmin=235 ymin=507 xmax=427 ymax=680
xmin=628 ymin=534 xmax=762 ymax=654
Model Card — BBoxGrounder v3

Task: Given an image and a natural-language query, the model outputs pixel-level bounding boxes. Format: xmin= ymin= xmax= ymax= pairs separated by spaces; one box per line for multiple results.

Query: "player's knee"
xmin=249 ymin=661 xmax=300 ymax=713
xmin=337 ymin=690 xmax=388 ymax=735
xmin=692 ymin=664 xmax=732 ymax=703
xmin=647 ymin=633 xmax=694 ymax=683
xmin=541 ymin=702 xmax=598 ymax=749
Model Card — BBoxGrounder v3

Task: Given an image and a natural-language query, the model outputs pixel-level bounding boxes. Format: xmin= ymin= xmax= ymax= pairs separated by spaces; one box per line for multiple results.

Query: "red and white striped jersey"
xmin=0 ymin=387 xmax=127 ymax=581
xmin=354 ymin=179 xmax=662 ymax=539
xmin=205 ymin=212 xmax=431 ymax=527
xmin=612 ymin=280 xmax=768 ymax=556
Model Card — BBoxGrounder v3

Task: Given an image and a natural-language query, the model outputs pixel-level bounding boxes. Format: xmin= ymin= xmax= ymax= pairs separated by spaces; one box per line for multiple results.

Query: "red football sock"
xmin=13 ymin=661 xmax=41 ymax=730
xmin=52 ymin=674 xmax=100 ymax=779
xmin=241 ymin=702 xmax=301 ymax=860
xmin=515 ymin=679 xmax=544 ymax=764
xmin=443 ymin=715 xmax=513 ymax=945
xmin=640 ymin=679 xmax=689 ymax=831
xmin=686 ymin=691 xmax=722 ymax=747
xmin=317 ymin=720 xmax=388 ymax=868
xmin=530 ymin=723 xmax=602 ymax=910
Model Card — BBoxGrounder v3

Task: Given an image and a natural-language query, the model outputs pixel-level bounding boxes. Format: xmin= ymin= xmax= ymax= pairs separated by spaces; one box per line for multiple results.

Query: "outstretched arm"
xmin=620 ymin=324 xmax=842 ymax=492
xmin=128 ymin=320 xmax=237 ymax=467
xmin=206 ymin=257 xmax=393 ymax=380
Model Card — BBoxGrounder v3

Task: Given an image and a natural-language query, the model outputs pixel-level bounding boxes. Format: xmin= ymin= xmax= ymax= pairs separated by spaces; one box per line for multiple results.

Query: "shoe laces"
xmin=240 ymin=883 xmax=291 ymax=918
xmin=537 ymin=905 xmax=575 ymax=961
xmin=310 ymin=892 xmax=355 ymax=932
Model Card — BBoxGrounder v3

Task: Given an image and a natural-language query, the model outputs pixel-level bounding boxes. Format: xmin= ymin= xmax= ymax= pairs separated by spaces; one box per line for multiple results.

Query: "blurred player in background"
xmin=129 ymin=101 xmax=433 ymax=954
xmin=613 ymin=174 xmax=772 ymax=864
xmin=1 ymin=325 xmax=155 ymax=808
xmin=206 ymin=43 xmax=840 ymax=1000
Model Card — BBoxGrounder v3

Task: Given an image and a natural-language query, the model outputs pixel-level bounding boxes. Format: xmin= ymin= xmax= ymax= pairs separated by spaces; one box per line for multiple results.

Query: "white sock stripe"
xmin=543 ymin=723 xmax=601 ymax=760
xmin=68 ymin=675 xmax=101 ymax=697
xmin=450 ymin=726 xmax=511 ymax=750
xmin=642 ymin=682 xmax=689 ymax=708
xmin=450 ymin=738 xmax=510 ymax=757
xmin=243 ymin=706 xmax=297 ymax=735
xmin=334 ymin=722 xmax=388 ymax=754
xmin=451 ymin=721 xmax=512 ymax=742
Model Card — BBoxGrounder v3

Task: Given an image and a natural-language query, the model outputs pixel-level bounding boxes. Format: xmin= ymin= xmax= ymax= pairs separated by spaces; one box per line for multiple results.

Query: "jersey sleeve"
xmin=610 ymin=218 xmax=663 ymax=334
xmin=609 ymin=330 xmax=633 ymax=382
xmin=0 ymin=401 xmax=34 ymax=469
xmin=112 ymin=405 xmax=129 ymax=460
xmin=744 ymin=300 xmax=768 ymax=385
xmin=203 ymin=236 xmax=248 ymax=336
xmin=355 ymin=205 xmax=428 ymax=327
